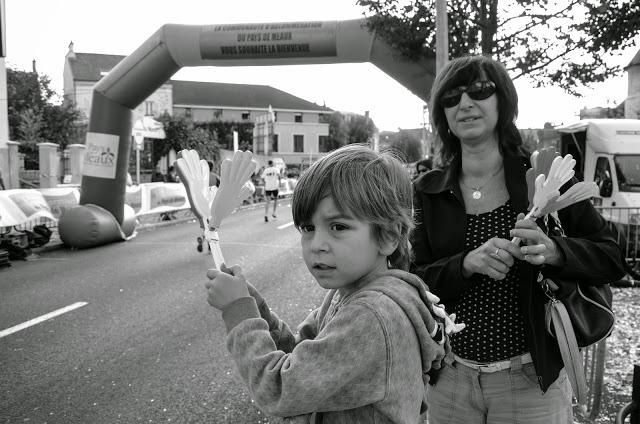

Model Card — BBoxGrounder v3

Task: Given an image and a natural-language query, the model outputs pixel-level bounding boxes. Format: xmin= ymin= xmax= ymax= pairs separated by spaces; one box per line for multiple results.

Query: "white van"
xmin=556 ymin=119 xmax=640 ymax=258
xmin=556 ymin=119 xmax=640 ymax=208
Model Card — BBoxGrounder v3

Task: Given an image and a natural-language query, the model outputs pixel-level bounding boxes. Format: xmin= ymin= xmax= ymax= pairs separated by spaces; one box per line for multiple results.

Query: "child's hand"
xmin=205 ymin=264 xmax=249 ymax=310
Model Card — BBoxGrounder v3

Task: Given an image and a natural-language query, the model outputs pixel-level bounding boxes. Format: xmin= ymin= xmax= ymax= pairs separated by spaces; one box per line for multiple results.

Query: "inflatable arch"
xmin=59 ymin=18 xmax=436 ymax=248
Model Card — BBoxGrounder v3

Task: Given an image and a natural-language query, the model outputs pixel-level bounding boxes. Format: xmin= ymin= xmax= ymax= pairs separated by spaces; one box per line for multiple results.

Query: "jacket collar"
xmin=417 ymin=149 xmax=530 ymax=213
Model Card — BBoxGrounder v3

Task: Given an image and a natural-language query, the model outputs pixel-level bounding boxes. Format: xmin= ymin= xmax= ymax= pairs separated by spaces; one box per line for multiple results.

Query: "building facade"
xmin=625 ymin=49 xmax=640 ymax=119
xmin=170 ymin=80 xmax=331 ymax=166
xmin=63 ymin=44 xmax=173 ymax=124
xmin=63 ymin=45 xmax=331 ymax=167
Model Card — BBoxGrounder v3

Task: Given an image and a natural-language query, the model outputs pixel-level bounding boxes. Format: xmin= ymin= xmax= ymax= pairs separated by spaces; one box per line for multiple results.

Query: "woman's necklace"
xmin=460 ymin=164 xmax=504 ymax=200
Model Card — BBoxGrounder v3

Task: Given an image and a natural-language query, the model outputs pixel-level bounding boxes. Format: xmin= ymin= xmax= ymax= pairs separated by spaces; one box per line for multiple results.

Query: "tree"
xmin=40 ymin=102 xmax=82 ymax=148
xmin=6 ymin=67 xmax=83 ymax=164
xmin=6 ymin=68 xmax=49 ymax=140
xmin=155 ymin=113 xmax=221 ymax=167
xmin=326 ymin=112 xmax=349 ymax=150
xmin=196 ymin=120 xmax=254 ymax=151
xmin=387 ymin=129 xmax=424 ymax=162
xmin=356 ymin=0 xmax=640 ymax=94
xmin=17 ymin=108 xmax=44 ymax=169
xmin=324 ymin=111 xmax=377 ymax=149
xmin=346 ymin=114 xmax=377 ymax=144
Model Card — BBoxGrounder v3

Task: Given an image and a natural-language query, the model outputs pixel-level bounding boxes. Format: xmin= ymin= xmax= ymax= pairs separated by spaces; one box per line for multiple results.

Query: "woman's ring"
xmin=495 ymin=248 xmax=500 ymax=256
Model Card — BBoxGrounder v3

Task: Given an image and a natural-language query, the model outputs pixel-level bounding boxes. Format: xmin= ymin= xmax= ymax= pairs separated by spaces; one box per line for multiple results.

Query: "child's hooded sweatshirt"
xmin=220 ymin=269 xmax=448 ymax=424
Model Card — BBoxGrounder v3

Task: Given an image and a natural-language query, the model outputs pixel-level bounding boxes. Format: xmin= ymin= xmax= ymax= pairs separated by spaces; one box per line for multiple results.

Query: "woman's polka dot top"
xmin=450 ymin=200 xmax=528 ymax=363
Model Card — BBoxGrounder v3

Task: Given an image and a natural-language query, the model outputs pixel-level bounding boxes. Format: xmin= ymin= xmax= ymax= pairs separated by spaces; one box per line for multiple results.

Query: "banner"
xmin=0 ymin=183 xmax=192 ymax=230
xmin=135 ymin=182 xmax=190 ymax=216
xmin=201 ymin=21 xmax=337 ymax=60
xmin=125 ymin=185 xmax=143 ymax=213
xmin=38 ymin=187 xmax=81 ymax=218
xmin=0 ymin=189 xmax=56 ymax=228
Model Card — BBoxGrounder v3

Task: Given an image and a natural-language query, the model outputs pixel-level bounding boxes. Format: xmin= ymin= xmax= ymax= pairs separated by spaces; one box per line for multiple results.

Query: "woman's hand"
xmin=510 ymin=213 xmax=564 ymax=267
xmin=462 ymin=237 xmax=521 ymax=280
xmin=204 ymin=264 xmax=250 ymax=310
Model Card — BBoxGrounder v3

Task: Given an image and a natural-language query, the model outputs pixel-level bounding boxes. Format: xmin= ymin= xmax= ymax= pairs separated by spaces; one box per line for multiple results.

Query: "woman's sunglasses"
xmin=441 ymin=81 xmax=496 ymax=108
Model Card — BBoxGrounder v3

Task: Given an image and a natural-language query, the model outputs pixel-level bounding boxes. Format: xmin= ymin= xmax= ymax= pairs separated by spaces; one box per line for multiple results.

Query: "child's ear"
xmin=379 ymin=236 xmax=399 ymax=257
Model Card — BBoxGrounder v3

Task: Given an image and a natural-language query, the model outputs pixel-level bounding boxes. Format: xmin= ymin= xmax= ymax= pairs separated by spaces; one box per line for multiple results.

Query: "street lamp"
xmin=133 ymin=128 xmax=144 ymax=184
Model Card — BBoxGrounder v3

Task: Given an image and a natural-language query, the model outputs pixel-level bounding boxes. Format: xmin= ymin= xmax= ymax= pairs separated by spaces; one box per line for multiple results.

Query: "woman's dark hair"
xmin=429 ymin=55 xmax=524 ymax=165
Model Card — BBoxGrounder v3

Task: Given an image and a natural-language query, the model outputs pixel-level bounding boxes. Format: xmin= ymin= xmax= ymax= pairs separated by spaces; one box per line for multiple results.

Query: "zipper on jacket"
xmin=537 ymin=375 xmax=544 ymax=393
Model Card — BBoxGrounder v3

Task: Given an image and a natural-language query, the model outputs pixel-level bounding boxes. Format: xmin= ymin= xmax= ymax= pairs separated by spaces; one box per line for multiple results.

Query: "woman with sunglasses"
xmin=410 ymin=55 xmax=624 ymax=422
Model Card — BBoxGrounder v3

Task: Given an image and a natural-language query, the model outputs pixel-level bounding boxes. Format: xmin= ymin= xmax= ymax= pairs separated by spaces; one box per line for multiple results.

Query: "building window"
xmin=294 ymin=113 xmax=303 ymax=123
xmin=319 ymin=135 xmax=330 ymax=153
xmin=185 ymin=108 xmax=192 ymax=118
xmin=270 ymin=134 xmax=279 ymax=153
xmin=242 ymin=111 xmax=251 ymax=120
xmin=213 ymin=109 xmax=223 ymax=119
xmin=319 ymin=113 xmax=330 ymax=124
xmin=145 ymin=101 xmax=155 ymax=116
xmin=294 ymin=135 xmax=304 ymax=152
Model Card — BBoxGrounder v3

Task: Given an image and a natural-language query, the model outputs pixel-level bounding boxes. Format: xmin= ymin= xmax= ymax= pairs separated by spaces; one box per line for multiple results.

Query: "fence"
xmin=615 ymin=364 xmax=639 ymax=424
xmin=596 ymin=206 xmax=640 ymax=279
xmin=0 ymin=180 xmax=300 ymax=252
xmin=2 ymin=195 xmax=639 ymax=263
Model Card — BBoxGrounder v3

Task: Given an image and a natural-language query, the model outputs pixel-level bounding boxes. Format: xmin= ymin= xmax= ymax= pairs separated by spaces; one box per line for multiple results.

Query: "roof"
xmin=556 ymin=119 xmax=640 ymax=154
xmin=67 ymin=52 xmax=333 ymax=112
xmin=555 ymin=118 xmax=640 ymax=133
xmin=172 ymin=80 xmax=332 ymax=112
xmin=67 ymin=52 xmax=126 ymax=82
xmin=626 ymin=49 xmax=640 ymax=69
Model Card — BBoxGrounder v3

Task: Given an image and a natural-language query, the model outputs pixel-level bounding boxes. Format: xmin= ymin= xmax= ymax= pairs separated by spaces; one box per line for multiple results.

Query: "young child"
xmin=205 ymin=144 xmax=453 ymax=423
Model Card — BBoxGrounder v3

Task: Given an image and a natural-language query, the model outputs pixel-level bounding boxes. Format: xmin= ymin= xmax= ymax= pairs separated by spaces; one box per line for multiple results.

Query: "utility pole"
xmin=0 ymin=0 xmax=11 ymax=188
xmin=421 ymin=0 xmax=448 ymax=158
xmin=435 ymin=0 xmax=449 ymax=73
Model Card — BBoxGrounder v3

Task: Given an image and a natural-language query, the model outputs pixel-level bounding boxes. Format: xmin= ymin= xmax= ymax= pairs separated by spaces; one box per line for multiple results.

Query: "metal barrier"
xmin=583 ymin=340 xmax=607 ymax=420
xmin=615 ymin=364 xmax=639 ymax=424
xmin=595 ymin=206 xmax=640 ymax=279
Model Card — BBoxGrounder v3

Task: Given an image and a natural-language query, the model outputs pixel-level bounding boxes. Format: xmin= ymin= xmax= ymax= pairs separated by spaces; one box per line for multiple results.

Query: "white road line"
xmin=0 ymin=301 xmax=88 ymax=339
xmin=277 ymin=221 xmax=295 ymax=230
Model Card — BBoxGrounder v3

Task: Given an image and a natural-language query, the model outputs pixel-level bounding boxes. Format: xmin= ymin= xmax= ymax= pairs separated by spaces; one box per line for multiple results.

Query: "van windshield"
xmin=614 ymin=155 xmax=640 ymax=192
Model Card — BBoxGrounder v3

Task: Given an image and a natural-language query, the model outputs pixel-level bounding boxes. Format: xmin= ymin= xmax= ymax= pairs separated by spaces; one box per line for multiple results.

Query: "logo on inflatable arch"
xmin=83 ymin=132 xmax=119 ymax=179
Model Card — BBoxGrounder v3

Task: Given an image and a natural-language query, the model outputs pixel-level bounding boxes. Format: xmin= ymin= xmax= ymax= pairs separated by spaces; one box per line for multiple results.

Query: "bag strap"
xmin=547 ymin=298 xmax=588 ymax=407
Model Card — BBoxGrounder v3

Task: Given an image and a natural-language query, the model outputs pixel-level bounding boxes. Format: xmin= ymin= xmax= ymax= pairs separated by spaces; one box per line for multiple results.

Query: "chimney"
xmin=66 ymin=41 xmax=76 ymax=59
xmin=32 ymin=59 xmax=37 ymax=73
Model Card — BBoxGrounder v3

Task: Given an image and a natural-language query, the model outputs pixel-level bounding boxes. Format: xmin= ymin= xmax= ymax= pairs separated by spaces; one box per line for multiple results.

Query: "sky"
xmin=4 ymin=0 xmax=640 ymax=132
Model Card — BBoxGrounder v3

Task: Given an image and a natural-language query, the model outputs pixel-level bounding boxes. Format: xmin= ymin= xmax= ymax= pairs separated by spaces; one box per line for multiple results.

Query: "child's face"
xmin=299 ymin=196 xmax=393 ymax=291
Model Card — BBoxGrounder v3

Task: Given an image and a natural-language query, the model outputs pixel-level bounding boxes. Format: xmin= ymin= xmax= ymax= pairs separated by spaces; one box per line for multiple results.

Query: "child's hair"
xmin=292 ymin=144 xmax=414 ymax=270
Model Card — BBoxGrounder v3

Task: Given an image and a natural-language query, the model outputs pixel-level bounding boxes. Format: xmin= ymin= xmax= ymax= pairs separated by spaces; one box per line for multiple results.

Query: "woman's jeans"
xmin=426 ymin=354 xmax=573 ymax=424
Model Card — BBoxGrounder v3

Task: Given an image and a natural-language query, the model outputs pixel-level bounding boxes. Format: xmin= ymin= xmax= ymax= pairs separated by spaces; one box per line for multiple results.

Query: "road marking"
xmin=0 ymin=302 xmax=88 ymax=339
xmin=277 ymin=221 xmax=295 ymax=230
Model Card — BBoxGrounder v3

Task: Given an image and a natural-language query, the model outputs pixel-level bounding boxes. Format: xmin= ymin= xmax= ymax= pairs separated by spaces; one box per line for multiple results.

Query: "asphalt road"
xmin=0 ymin=200 xmax=325 ymax=423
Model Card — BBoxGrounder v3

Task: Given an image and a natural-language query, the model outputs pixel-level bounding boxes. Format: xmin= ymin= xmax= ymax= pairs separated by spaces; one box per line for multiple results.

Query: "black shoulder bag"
xmin=540 ymin=213 xmax=615 ymax=408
